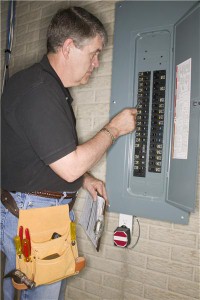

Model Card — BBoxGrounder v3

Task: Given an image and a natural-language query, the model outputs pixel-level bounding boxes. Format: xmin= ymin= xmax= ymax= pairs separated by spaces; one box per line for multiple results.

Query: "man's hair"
xmin=47 ymin=6 xmax=108 ymax=53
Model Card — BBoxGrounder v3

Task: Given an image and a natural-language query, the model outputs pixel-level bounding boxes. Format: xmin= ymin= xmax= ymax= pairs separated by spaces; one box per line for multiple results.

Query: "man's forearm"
xmin=49 ymin=108 xmax=137 ymax=183
xmin=49 ymin=126 xmax=118 ymax=182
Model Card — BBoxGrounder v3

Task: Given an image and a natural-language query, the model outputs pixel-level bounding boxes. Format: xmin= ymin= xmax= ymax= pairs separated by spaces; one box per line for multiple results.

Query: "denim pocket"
xmin=0 ymin=202 xmax=18 ymax=253
xmin=0 ymin=202 xmax=8 ymax=249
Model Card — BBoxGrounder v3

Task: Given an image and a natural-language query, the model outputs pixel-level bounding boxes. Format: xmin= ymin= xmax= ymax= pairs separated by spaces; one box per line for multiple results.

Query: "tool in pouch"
xmin=5 ymin=205 xmax=85 ymax=290
xmin=15 ymin=226 xmax=31 ymax=262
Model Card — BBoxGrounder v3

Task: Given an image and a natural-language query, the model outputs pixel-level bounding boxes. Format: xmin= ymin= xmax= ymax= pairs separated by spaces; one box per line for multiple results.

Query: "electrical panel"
xmin=106 ymin=1 xmax=200 ymax=224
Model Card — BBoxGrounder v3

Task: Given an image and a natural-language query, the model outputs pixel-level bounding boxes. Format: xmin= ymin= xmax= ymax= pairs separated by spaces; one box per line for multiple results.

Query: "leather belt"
xmin=1 ymin=190 xmax=77 ymax=218
xmin=12 ymin=190 xmax=77 ymax=200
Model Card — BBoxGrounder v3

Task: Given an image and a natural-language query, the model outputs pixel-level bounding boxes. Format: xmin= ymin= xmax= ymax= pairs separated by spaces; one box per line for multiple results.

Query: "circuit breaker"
xmin=134 ymin=70 xmax=166 ymax=177
xmin=106 ymin=1 xmax=200 ymax=224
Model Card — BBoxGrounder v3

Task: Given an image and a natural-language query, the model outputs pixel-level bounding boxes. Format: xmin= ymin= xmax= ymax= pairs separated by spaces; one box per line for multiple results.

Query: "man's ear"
xmin=62 ymin=39 xmax=74 ymax=59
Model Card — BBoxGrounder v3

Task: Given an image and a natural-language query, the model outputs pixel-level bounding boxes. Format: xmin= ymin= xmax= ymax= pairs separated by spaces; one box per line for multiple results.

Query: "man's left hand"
xmin=82 ymin=173 xmax=109 ymax=206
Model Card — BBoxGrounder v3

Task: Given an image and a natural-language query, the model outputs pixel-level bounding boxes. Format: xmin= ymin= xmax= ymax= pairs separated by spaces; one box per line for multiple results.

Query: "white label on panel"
xmin=173 ymin=58 xmax=191 ymax=159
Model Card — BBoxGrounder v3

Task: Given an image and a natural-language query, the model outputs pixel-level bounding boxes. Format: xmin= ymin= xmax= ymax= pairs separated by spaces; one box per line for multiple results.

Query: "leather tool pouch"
xmin=14 ymin=205 xmax=85 ymax=289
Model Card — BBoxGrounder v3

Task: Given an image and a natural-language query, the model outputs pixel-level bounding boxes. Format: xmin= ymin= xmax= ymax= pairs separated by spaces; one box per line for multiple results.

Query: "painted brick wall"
xmin=1 ymin=1 xmax=199 ymax=300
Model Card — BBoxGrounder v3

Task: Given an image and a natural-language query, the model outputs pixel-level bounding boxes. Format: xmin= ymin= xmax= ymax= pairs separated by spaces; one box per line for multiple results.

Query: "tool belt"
xmin=1 ymin=190 xmax=77 ymax=218
xmin=1 ymin=190 xmax=85 ymax=289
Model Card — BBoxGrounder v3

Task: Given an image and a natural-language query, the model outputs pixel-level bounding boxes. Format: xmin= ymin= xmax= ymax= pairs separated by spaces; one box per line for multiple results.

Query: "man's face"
xmin=69 ymin=35 xmax=103 ymax=86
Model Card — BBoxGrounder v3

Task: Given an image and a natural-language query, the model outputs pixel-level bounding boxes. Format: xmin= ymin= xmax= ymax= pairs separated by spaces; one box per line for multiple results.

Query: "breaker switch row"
xmin=148 ymin=70 xmax=166 ymax=174
xmin=133 ymin=71 xmax=151 ymax=177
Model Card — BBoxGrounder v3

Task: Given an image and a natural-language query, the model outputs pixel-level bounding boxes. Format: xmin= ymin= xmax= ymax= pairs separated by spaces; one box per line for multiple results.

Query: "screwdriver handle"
xmin=25 ymin=228 xmax=31 ymax=255
xmin=14 ymin=236 xmax=22 ymax=257
xmin=19 ymin=226 xmax=23 ymax=243
xmin=22 ymin=239 xmax=31 ymax=262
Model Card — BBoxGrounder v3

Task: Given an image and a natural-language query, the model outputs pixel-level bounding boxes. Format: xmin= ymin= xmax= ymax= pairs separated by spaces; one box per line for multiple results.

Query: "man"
xmin=1 ymin=7 xmax=137 ymax=300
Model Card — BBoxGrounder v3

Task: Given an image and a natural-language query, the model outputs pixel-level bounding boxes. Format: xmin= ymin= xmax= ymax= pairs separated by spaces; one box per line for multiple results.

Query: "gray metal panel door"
xmin=167 ymin=4 xmax=200 ymax=212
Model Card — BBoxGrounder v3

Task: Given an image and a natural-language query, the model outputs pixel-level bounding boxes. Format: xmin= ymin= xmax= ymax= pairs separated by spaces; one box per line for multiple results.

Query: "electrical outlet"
xmin=119 ymin=214 xmax=133 ymax=234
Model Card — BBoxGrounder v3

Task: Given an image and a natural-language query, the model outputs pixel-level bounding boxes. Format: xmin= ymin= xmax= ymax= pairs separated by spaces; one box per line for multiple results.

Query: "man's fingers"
xmin=99 ymin=184 xmax=110 ymax=207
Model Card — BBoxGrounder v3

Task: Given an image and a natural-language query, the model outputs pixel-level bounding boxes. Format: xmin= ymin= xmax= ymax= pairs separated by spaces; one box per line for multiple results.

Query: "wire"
xmin=128 ymin=216 xmax=140 ymax=249
xmin=2 ymin=0 xmax=16 ymax=95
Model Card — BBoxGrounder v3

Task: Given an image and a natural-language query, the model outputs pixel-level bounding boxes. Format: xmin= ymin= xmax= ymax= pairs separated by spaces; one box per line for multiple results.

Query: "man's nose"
xmin=92 ymin=56 xmax=100 ymax=68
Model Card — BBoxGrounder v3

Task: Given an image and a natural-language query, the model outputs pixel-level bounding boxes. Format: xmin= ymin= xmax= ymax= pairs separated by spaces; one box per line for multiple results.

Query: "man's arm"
xmin=49 ymin=108 xmax=137 ymax=182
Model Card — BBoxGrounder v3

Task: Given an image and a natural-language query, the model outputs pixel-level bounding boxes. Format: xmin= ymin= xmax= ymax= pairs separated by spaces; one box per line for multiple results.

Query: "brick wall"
xmin=1 ymin=1 xmax=199 ymax=299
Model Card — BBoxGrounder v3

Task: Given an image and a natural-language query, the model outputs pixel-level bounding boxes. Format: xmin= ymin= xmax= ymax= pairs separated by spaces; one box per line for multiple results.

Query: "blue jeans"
xmin=1 ymin=192 xmax=76 ymax=300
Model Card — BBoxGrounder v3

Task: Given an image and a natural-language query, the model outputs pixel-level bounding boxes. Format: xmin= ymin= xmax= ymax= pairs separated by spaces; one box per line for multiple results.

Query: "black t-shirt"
xmin=1 ymin=55 xmax=83 ymax=192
